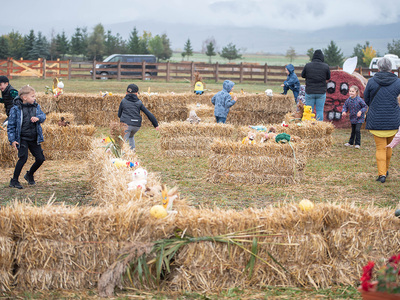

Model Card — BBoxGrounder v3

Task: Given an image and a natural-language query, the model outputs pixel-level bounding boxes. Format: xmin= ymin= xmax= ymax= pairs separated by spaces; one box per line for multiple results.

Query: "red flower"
xmin=360 ymin=261 xmax=375 ymax=291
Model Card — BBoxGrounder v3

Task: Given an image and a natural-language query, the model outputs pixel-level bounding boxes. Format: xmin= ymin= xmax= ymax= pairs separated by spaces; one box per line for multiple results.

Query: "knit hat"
xmin=0 ymin=76 xmax=9 ymax=83
xmin=127 ymin=84 xmax=139 ymax=93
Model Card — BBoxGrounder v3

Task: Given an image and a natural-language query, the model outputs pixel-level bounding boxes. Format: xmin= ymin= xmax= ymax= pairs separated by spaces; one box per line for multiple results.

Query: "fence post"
xmin=7 ymin=58 xmax=12 ymax=78
xmin=166 ymin=61 xmax=170 ymax=82
xmin=239 ymin=62 xmax=243 ymax=83
xmin=68 ymin=60 xmax=71 ymax=80
xmin=264 ymin=63 xmax=268 ymax=84
xmin=215 ymin=62 xmax=219 ymax=83
xmin=142 ymin=61 xmax=146 ymax=81
xmin=398 ymin=67 xmax=400 ymax=78
xmin=117 ymin=60 xmax=121 ymax=81
xmin=57 ymin=58 xmax=60 ymax=75
xmin=92 ymin=60 xmax=96 ymax=80
xmin=42 ymin=58 xmax=47 ymax=79
xmin=359 ymin=66 xmax=362 ymax=76
xmin=191 ymin=61 xmax=195 ymax=83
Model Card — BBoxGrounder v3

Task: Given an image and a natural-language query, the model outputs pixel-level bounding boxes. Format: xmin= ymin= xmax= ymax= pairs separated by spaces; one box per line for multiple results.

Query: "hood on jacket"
xmin=125 ymin=93 xmax=140 ymax=102
xmin=373 ymin=71 xmax=399 ymax=87
xmin=13 ymin=96 xmax=38 ymax=108
xmin=222 ymin=80 xmax=235 ymax=92
xmin=312 ymin=49 xmax=324 ymax=62
xmin=286 ymin=64 xmax=295 ymax=74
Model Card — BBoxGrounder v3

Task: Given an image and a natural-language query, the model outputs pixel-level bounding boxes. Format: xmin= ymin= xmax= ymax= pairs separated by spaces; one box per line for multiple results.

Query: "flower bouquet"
xmin=359 ymin=254 xmax=400 ymax=299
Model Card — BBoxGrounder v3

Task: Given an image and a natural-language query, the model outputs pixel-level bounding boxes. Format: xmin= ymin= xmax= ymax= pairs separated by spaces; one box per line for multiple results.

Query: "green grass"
xmin=170 ymin=52 xmax=310 ymax=66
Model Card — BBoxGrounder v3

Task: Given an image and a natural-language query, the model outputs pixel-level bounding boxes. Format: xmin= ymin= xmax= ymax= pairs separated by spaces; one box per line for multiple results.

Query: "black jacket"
xmin=301 ymin=50 xmax=331 ymax=94
xmin=118 ymin=93 xmax=158 ymax=128
xmin=0 ymin=84 xmax=18 ymax=116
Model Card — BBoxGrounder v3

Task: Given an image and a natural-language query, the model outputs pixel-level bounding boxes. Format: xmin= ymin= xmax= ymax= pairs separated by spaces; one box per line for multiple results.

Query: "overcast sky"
xmin=2 ymin=0 xmax=400 ymax=33
xmin=1 ymin=0 xmax=400 ymax=54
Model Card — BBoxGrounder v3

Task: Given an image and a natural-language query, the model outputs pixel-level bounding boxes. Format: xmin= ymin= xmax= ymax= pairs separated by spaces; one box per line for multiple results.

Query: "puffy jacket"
xmin=301 ymin=50 xmax=331 ymax=94
xmin=211 ymin=80 xmax=236 ymax=118
xmin=7 ymin=96 xmax=46 ymax=145
xmin=283 ymin=64 xmax=300 ymax=91
xmin=118 ymin=93 xmax=158 ymax=128
xmin=0 ymin=84 xmax=18 ymax=116
xmin=364 ymin=71 xmax=400 ymax=130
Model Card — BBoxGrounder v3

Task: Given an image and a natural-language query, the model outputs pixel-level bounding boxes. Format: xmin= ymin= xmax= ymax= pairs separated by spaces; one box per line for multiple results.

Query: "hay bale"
xmin=45 ymin=112 xmax=75 ymax=125
xmin=187 ymin=104 xmax=214 ymax=119
xmin=0 ymin=130 xmax=17 ymax=168
xmin=208 ymin=139 xmax=306 ymax=184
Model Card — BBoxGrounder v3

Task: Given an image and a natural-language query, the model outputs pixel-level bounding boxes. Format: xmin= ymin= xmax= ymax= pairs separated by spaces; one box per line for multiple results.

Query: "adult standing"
xmin=364 ymin=57 xmax=400 ymax=183
xmin=301 ymin=49 xmax=331 ymax=121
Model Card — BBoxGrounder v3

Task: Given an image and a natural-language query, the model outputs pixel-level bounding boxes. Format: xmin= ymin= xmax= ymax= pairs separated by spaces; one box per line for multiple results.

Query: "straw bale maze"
xmin=0 ymin=92 xmax=399 ymax=296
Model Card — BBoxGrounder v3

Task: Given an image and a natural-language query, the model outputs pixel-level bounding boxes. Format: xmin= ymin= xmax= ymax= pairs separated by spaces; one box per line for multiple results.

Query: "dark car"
xmin=92 ymin=54 xmax=157 ymax=79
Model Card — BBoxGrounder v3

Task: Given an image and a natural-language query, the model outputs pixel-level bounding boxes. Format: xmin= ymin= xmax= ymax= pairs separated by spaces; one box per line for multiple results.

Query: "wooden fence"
xmin=0 ymin=58 xmax=398 ymax=83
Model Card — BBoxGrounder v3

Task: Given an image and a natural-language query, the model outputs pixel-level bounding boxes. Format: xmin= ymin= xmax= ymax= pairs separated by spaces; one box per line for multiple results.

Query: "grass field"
xmin=170 ymin=52 xmax=310 ymax=66
xmin=0 ymin=79 xmax=395 ymax=299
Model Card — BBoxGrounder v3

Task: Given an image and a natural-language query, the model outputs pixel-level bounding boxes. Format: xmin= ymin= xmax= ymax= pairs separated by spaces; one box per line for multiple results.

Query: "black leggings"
xmin=13 ymin=139 xmax=45 ymax=180
xmin=349 ymin=123 xmax=362 ymax=146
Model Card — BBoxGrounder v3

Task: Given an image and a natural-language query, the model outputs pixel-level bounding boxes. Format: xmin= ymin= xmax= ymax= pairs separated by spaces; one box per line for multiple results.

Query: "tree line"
xmin=1 ymin=23 xmax=400 ymax=67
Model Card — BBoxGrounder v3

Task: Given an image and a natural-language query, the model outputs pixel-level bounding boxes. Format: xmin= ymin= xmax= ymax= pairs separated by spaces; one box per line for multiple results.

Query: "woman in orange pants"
xmin=364 ymin=57 xmax=400 ymax=183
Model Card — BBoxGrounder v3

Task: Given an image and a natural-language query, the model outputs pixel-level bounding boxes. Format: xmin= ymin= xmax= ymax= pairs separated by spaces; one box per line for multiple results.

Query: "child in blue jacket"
xmin=7 ymin=85 xmax=46 ymax=189
xmin=281 ymin=64 xmax=300 ymax=103
xmin=342 ymin=85 xmax=367 ymax=149
xmin=211 ymin=80 xmax=237 ymax=123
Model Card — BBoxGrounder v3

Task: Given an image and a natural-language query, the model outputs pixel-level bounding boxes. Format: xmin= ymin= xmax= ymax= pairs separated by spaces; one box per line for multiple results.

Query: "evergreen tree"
xmin=220 ymin=43 xmax=242 ymax=62
xmin=184 ymin=39 xmax=193 ymax=60
xmin=29 ymin=31 xmax=50 ymax=59
xmin=181 ymin=51 xmax=186 ymax=61
xmin=160 ymin=33 xmax=172 ymax=61
xmin=202 ymin=37 xmax=217 ymax=54
xmin=148 ymin=35 xmax=164 ymax=62
xmin=139 ymin=31 xmax=151 ymax=54
xmin=323 ymin=41 xmax=344 ymax=66
xmin=87 ymin=23 xmax=105 ymax=60
xmin=56 ymin=31 xmax=69 ymax=59
xmin=70 ymin=27 xmax=88 ymax=58
xmin=205 ymin=41 xmax=216 ymax=63
xmin=23 ymin=30 xmax=36 ymax=59
xmin=285 ymin=47 xmax=296 ymax=63
xmin=387 ymin=39 xmax=400 ymax=57
xmin=0 ymin=36 xmax=10 ymax=59
xmin=104 ymin=30 xmax=125 ymax=56
xmin=352 ymin=41 xmax=370 ymax=67
xmin=49 ymin=29 xmax=59 ymax=60
xmin=7 ymin=31 xmax=25 ymax=59
xmin=306 ymin=48 xmax=314 ymax=61
xmin=127 ymin=27 xmax=141 ymax=54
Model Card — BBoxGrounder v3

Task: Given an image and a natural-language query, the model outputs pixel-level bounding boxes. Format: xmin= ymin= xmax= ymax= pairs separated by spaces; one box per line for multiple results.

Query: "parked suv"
xmin=92 ymin=54 xmax=157 ymax=79
xmin=369 ymin=54 xmax=400 ymax=76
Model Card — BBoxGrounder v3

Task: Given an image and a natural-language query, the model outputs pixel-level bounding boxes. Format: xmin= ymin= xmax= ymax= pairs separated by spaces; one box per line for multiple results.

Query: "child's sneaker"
xmin=344 ymin=143 xmax=352 ymax=147
xmin=9 ymin=179 xmax=23 ymax=189
xmin=355 ymin=145 xmax=360 ymax=149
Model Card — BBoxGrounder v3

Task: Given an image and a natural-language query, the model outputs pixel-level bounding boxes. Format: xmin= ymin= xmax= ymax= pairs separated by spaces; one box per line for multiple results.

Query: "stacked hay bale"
xmin=187 ymin=103 xmax=215 ymax=123
xmin=159 ymin=122 xmax=236 ymax=157
xmin=41 ymin=125 xmax=96 ymax=160
xmin=208 ymin=139 xmax=306 ymax=185
xmin=0 ymin=129 xmax=16 ymax=167
xmin=0 ymin=207 xmax=15 ymax=292
xmin=227 ymin=94 xmax=294 ymax=125
xmin=45 ymin=112 xmax=75 ymax=125
xmin=238 ymin=121 xmax=335 ymax=157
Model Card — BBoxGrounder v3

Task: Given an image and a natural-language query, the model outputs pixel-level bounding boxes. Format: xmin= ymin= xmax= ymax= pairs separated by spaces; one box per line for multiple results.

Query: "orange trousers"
xmin=373 ymin=135 xmax=395 ymax=176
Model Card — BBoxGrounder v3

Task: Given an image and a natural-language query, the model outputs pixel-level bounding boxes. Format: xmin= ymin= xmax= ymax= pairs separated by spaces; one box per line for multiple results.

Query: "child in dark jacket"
xmin=0 ymin=75 xmax=18 ymax=125
xmin=342 ymin=85 xmax=367 ymax=148
xmin=281 ymin=64 xmax=300 ymax=103
xmin=7 ymin=85 xmax=46 ymax=189
xmin=118 ymin=84 xmax=159 ymax=150
xmin=211 ymin=80 xmax=237 ymax=123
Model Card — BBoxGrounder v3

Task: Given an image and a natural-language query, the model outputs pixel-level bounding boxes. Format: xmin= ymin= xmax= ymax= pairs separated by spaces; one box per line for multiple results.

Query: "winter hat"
xmin=0 ymin=76 xmax=9 ymax=83
xmin=127 ymin=84 xmax=139 ymax=93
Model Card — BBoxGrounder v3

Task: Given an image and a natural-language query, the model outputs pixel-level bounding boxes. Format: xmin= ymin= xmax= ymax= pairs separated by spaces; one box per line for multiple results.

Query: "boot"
xmin=9 ymin=178 xmax=23 ymax=189
xmin=24 ymin=171 xmax=36 ymax=185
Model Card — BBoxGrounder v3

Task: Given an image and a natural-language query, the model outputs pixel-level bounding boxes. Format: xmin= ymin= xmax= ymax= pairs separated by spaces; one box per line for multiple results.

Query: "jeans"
xmin=124 ymin=125 xmax=140 ymax=149
xmin=13 ymin=139 xmax=45 ymax=180
xmin=305 ymin=93 xmax=326 ymax=121
xmin=373 ymin=134 xmax=395 ymax=176
xmin=215 ymin=116 xmax=227 ymax=124
xmin=283 ymin=86 xmax=300 ymax=104
xmin=349 ymin=123 xmax=362 ymax=146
